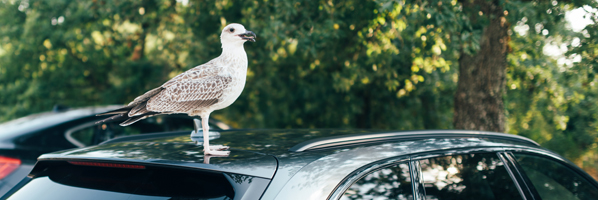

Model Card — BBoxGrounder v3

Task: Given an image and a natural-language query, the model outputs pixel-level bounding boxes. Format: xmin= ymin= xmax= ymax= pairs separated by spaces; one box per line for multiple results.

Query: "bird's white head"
xmin=220 ymin=23 xmax=256 ymax=48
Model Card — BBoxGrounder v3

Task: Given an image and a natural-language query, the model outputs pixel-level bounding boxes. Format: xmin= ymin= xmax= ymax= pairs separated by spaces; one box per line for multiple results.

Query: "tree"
xmin=376 ymin=0 xmax=598 ymax=176
xmin=453 ymin=0 xmax=508 ymax=132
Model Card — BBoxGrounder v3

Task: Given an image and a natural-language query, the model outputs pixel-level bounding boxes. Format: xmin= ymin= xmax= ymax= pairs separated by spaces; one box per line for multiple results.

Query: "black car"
xmin=2 ymin=129 xmax=597 ymax=199
xmin=0 ymin=105 xmax=229 ymax=195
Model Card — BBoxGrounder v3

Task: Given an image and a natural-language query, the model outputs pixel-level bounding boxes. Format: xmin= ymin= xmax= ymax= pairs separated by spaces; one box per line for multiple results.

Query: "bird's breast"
xmin=208 ymin=66 xmax=247 ymax=111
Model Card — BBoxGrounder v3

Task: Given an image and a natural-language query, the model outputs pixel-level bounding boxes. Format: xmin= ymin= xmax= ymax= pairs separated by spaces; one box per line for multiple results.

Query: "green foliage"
xmin=0 ymin=0 xmax=597 ymax=176
xmin=0 ymin=0 xmax=457 ymax=130
xmin=504 ymin=0 xmax=598 ymax=175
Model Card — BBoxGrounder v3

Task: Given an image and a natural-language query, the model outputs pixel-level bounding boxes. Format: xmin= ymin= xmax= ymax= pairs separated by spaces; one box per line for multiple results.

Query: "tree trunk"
xmin=453 ymin=1 xmax=509 ymax=132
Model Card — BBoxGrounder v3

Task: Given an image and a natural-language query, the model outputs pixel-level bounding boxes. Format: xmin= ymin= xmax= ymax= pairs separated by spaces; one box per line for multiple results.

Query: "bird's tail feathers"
xmin=96 ymin=88 xmax=164 ymax=126
xmin=129 ymin=101 xmax=151 ymax=117
xmin=96 ymin=105 xmax=135 ymax=116
xmin=96 ymin=113 xmax=127 ymax=124
xmin=119 ymin=112 xmax=160 ymax=126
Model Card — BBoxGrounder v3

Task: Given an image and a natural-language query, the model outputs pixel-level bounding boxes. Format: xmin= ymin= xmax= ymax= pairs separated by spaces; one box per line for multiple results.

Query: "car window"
xmin=513 ymin=153 xmax=598 ymax=200
xmin=17 ymin=128 xmax=77 ymax=151
xmin=341 ymin=163 xmax=413 ymax=200
xmin=4 ymin=161 xmax=265 ymax=200
xmin=69 ymin=115 xmax=196 ymax=146
xmin=419 ymin=153 xmax=522 ymax=200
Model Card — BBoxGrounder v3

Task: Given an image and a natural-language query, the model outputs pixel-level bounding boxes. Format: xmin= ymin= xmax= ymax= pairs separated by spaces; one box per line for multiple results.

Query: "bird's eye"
xmin=229 ymin=28 xmax=235 ymax=32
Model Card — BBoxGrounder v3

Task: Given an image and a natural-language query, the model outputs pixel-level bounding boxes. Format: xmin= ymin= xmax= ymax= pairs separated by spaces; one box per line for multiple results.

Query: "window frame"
xmin=330 ymin=147 xmax=531 ymax=200
xmin=505 ymin=150 xmax=598 ymax=200
xmin=331 ymin=147 xmax=598 ymax=200
xmin=328 ymin=156 xmax=411 ymax=200
xmin=409 ymin=159 xmax=425 ymax=200
xmin=499 ymin=152 xmax=541 ymax=200
xmin=410 ymin=149 xmax=529 ymax=200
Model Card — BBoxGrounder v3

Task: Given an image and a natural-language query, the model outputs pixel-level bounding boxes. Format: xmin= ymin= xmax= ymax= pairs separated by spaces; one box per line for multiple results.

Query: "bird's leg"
xmin=201 ymin=114 xmax=230 ymax=156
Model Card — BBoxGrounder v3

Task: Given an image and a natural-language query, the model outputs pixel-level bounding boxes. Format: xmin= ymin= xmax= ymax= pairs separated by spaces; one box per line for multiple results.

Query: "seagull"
xmin=97 ymin=23 xmax=256 ymax=156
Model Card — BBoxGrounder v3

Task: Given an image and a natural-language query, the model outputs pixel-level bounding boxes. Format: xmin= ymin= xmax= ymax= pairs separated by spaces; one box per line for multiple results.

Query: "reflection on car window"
xmin=514 ymin=153 xmax=598 ymax=200
xmin=341 ymin=163 xmax=412 ymax=200
xmin=420 ymin=153 xmax=522 ymax=200
xmin=70 ymin=115 xmax=195 ymax=146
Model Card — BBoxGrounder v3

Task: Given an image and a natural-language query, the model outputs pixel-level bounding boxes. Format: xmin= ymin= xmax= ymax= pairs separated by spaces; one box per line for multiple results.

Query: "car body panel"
xmin=33 ymin=129 xmax=559 ymax=200
xmin=267 ymin=137 xmax=532 ymax=200
xmin=0 ymin=165 xmax=33 ymax=196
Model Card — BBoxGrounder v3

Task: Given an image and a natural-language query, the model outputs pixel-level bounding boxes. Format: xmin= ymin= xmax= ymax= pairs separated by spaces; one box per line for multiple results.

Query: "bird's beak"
xmin=239 ymin=31 xmax=256 ymax=42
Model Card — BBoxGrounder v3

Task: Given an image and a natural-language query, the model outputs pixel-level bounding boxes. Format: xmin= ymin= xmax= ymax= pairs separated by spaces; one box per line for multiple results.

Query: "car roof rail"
xmin=288 ymin=130 xmax=540 ymax=152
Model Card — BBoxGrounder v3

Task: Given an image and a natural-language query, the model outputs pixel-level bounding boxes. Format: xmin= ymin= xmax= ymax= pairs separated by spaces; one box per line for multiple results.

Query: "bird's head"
xmin=220 ymin=23 xmax=256 ymax=47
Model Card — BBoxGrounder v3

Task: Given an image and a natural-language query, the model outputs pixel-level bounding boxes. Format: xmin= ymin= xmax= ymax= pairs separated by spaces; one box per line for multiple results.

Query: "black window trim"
xmin=408 ymin=149 xmax=530 ymax=200
xmin=329 ymin=147 xmax=533 ymax=200
xmin=326 ymin=156 xmax=411 ymax=200
xmin=498 ymin=152 xmax=535 ymax=200
xmin=409 ymin=159 xmax=425 ymax=200
xmin=502 ymin=152 xmax=542 ymax=199
xmin=505 ymin=149 xmax=598 ymax=197
xmin=329 ymin=147 xmax=598 ymax=200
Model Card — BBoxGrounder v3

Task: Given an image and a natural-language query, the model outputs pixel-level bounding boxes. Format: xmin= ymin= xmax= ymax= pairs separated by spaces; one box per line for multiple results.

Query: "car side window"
xmin=341 ymin=163 xmax=413 ymax=200
xmin=513 ymin=153 xmax=598 ymax=200
xmin=419 ymin=153 xmax=523 ymax=200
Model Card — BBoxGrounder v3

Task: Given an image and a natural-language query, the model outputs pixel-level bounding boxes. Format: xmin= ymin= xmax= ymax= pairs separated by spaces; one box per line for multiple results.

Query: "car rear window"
xmin=4 ymin=161 xmax=267 ymax=200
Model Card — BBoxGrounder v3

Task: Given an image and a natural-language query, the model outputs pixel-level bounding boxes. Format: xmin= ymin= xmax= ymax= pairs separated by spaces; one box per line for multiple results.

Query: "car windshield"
xmin=4 ymin=162 xmax=240 ymax=200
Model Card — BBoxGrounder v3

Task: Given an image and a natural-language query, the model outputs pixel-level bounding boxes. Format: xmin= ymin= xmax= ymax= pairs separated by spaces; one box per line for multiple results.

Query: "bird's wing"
xmin=161 ymin=60 xmax=220 ymax=88
xmin=147 ymin=64 xmax=233 ymax=112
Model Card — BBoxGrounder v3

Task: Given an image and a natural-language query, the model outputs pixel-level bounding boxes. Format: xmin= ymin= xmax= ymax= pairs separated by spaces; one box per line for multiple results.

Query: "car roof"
xmin=0 ymin=105 xmax=122 ymax=138
xmin=38 ymin=129 xmax=541 ymax=178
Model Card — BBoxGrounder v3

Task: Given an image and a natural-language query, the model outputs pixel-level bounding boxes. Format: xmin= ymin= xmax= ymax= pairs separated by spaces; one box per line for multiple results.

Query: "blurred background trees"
xmin=0 ymin=0 xmax=597 ymax=176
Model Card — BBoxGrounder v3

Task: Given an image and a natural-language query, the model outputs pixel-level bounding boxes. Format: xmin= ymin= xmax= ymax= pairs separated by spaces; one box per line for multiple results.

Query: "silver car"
xmin=2 ymin=129 xmax=598 ymax=199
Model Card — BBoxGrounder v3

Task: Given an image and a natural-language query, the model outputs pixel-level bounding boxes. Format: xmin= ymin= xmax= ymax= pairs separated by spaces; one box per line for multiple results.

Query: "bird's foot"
xmin=204 ymin=144 xmax=230 ymax=156
xmin=209 ymin=145 xmax=230 ymax=151
xmin=203 ymin=154 xmax=228 ymax=164
xmin=204 ymin=149 xmax=230 ymax=156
